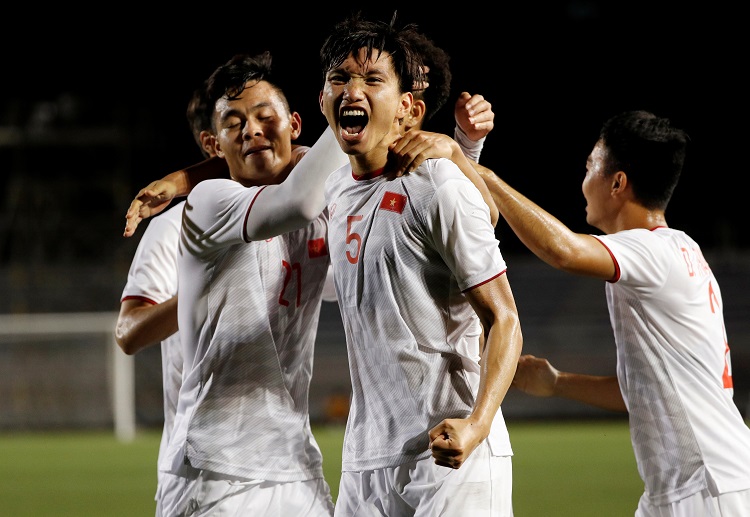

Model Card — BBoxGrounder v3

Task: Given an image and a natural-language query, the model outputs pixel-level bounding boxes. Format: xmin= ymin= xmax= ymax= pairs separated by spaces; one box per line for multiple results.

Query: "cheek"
xmin=581 ymin=176 xmax=591 ymax=198
xmin=320 ymin=86 xmax=335 ymax=111
xmin=581 ymin=173 xmax=601 ymax=197
xmin=273 ymin=118 xmax=290 ymax=135
xmin=216 ymin=130 xmax=235 ymax=151
xmin=373 ymin=88 xmax=404 ymax=121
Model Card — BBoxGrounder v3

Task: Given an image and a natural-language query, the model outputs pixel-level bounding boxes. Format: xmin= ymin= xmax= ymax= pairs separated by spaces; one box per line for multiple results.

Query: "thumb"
xmin=428 ymin=421 xmax=448 ymax=443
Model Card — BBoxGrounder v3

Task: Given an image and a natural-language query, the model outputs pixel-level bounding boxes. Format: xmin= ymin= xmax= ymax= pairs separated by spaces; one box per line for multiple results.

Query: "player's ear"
xmin=290 ymin=112 xmax=302 ymax=141
xmin=214 ymin=140 xmax=225 ymax=159
xmin=397 ymin=92 xmax=413 ymax=121
xmin=405 ymin=99 xmax=426 ymax=131
xmin=611 ymin=171 xmax=627 ymax=194
xmin=319 ymin=91 xmax=324 ymax=114
xmin=199 ymin=131 xmax=216 ymax=157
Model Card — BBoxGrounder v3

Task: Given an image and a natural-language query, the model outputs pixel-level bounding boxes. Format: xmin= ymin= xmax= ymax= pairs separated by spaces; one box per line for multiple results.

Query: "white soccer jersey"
xmin=162 ymin=177 xmax=331 ymax=482
xmin=595 ymin=227 xmax=750 ymax=505
xmin=325 ymin=157 xmax=511 ymax=472
xmin=120 ymin=201 xmax=183 ymax=495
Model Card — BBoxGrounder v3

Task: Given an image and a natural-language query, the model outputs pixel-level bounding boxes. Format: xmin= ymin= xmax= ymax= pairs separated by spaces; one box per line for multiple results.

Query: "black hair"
xmin=600 ymin=110 xmax=689 ymax=210
xmin=406 ymin=31 xmax=451 ymax=124
xmin=204 ymin=51 xmax=290 ymax=133
xmin=185 ymin=80 xmax=212 ymax=158
xmin=319 ymin=10 xmax=426 ymax=96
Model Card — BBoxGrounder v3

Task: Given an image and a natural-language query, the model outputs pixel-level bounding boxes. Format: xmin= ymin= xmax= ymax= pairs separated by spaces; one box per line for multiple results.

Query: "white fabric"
xmin=594 ymin=228 xmax=750 ymax=505
xmin=159 ymin=465 xmax=334 ymax=517
xmin=164 ymin=130 xmax=346 ymax=485
xmin=334 ymin=442 xmax=513 ymax=517
xmin=453 ymin=125 xmax=485 ymax=163
xmin=120 ymin=200 xmax=184 ymax=508
xmin=243 ymin=126 xmax=349 ymax=240
xmin=167 ymin=177 xmax=328 ymax=480
xmin=321 ymin=265 xmax=337 ymax=302
xmin=166 ymin=181 xmax=328 ymax=481
xmin=636 ymin=487 xmax=750 ymax=517
xmin=325 ymin=157 xmax=511 ymax=474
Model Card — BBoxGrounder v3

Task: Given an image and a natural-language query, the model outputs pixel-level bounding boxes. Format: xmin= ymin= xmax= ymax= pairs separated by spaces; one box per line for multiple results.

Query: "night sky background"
xmin=1 ymin=2 xmax=746 ymax=263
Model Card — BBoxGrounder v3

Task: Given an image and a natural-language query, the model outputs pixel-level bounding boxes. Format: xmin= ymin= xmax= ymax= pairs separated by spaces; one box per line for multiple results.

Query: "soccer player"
xmin=143 ymin=51 xmax=347 ymax=516
xmin=480 ymin=110 xmax=750 ymax=515
xmin=115 ymin=82 xmax=216 ymax=516
xmin=122 ymin=35 xmax=504 ymax=517
xmin=318 ymin=12 xmax=522 ymax=516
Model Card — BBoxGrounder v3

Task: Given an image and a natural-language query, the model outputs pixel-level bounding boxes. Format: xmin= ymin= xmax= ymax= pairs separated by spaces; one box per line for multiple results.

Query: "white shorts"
xmin=334 ymin=440 xmax=513 ymax=516
xmin=636 ymin=487 xmax=750 ymax=517
xmin=157 ymin=465 xmax=334 ymax=517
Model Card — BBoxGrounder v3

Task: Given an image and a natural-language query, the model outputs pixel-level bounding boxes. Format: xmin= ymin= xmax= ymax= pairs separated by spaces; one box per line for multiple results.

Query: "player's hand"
xmin=454 ymin=92 xmax=494 ymax=141
xmin=387 ymin=130 xmax=459 ymax=177
xmin=412 ymin=64 xmax=430 ymax=91
xmin=511 ymin=354 xmax=559 ymax=397
xmin=428 ymin=417 xmax=487 ymax=469
xmin=123 ymin=180 xmax=178 ymax=237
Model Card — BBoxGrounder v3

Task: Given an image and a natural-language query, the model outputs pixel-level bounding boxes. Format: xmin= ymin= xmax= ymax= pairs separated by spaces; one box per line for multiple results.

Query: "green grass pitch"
xmin=0 ymin=419 xmax=642 ymax=516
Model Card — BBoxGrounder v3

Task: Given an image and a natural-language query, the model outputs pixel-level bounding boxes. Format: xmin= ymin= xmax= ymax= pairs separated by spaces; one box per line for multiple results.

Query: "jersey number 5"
xmin=346 ymin=215 xmax=363 ymax=264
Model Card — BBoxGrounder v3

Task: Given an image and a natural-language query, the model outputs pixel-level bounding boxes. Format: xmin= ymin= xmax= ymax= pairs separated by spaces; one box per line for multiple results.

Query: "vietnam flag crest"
xmin=308 ymin=238 xmax=328 ymax=258
xmin=379 ymin=191 xmax=407 ymax=214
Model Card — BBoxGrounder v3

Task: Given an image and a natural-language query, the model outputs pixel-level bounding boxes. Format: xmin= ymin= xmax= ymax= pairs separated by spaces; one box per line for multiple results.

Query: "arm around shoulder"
xmin=474 ymin=166 xmax=616 ymax=280
xmin=243 ymin=127 xmax=348 ymax=240
xmin=123 ymin=156 xmax=228 ymax=237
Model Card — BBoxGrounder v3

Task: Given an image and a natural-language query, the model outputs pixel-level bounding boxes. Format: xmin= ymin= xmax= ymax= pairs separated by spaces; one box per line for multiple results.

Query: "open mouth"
xmin=340 ymin=108 xmax=368 ymax=136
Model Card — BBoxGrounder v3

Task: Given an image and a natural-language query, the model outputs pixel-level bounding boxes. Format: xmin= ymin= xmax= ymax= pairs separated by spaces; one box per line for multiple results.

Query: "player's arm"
xmin=388 ymin=130 xmax=499 ymax=226
xmin=242 ymin=126 xmax=349 ymax=241
xmin=123 ymin=141 xmax=307 ymax=237
xmin=512 ymin=354 xmax=626 ymax=412
xmin=475 ymin=167 xmax=616 ymax=280
xmin=115 ymin=297 xmax=178 ymax=355
xmin=429 ymin=273 xmax=522 ymax=469
xmin=124 ymin=156 xmax=228 ymax=237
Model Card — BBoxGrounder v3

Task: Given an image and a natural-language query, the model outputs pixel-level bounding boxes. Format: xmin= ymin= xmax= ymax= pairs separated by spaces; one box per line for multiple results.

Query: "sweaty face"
xmin=582 ymin=140 xmax=615 ymax=231
xmin=214 ymin=80 xmax=300 ymax=187
xmin=319 ymin=48 xmax=410 ymax=169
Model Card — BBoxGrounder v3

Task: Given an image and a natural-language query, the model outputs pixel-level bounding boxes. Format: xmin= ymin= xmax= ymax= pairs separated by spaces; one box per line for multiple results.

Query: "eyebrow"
xmin=219 ymin=101 xmax=274 ymax=122
xmin=332 ymin=54 xmax=392 ymax=76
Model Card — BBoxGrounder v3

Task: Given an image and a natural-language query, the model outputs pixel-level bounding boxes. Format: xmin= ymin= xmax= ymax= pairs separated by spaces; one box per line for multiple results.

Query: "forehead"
xmin=589 ymin=140 xmax=608 ymax=162
xmin=338 ymin=47 xmax=394 ymax=74
xmin=214 ymin=80 xmax=285 ymax=115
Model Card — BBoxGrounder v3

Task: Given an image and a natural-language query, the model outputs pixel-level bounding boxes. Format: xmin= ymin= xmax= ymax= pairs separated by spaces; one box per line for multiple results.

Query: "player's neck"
xmin=350 ymin=149 xmax=389 ymax=178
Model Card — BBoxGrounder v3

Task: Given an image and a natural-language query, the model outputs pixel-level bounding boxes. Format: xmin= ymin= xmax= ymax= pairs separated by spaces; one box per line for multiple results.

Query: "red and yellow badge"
xmin=379 ymin=191 xmax=407 ymax=214
xmin=307 ymin=238 xmax=328 ymax=258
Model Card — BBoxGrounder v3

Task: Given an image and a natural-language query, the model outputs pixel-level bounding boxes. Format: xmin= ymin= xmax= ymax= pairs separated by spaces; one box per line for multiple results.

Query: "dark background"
xmin=1 ymin=2 xmax=746 ymax=265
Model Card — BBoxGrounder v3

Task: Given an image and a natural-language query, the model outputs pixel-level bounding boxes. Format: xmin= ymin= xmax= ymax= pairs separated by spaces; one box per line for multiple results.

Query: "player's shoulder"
xmin=606 ymin=227 xmax=683 ymax=248
xmin=161 ymin=200 xmax=186 ymax=218
xmin=420 ymin=157 xmax=463 ymax=175
xmin=189 ymin=178 xmax=247 ymax=203
xmin=601 ymin=227 xmax=688 ymax=266
xmin=192 ymin=177 xmax=236 ymax=193
xmin=145 ymin=200 xmax=185 ymax=234
xmin=413 ymin=157 xmax=470 ymax=187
